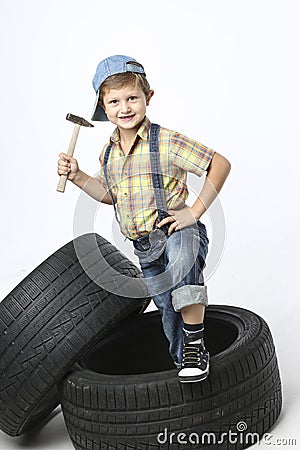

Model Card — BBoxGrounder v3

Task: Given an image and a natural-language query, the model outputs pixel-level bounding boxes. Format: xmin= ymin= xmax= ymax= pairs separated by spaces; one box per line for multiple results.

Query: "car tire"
xmin=59 ymin=305 xmax=282 ymax=450
xmin=0 ymin=233 xmax=149 ymax=437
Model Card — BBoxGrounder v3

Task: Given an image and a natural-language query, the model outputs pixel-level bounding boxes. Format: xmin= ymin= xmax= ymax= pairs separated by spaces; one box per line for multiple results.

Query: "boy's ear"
xmin=146 ymin=90 xmax=155 ymax=106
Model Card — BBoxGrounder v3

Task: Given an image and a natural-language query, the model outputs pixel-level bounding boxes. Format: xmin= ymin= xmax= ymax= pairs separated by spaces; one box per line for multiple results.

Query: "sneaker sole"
xmin=178 ymin=369 xmax=209 ymax=383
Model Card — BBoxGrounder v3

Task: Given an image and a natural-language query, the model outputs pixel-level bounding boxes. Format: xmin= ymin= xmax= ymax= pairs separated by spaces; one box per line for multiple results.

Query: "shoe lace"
xmin=182 ymin=342 xmax=207 ymax=367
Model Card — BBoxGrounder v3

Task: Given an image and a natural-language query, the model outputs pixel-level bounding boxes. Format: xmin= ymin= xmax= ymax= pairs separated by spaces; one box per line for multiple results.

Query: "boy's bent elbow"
xmin=208 ymin=152 xmax=231 ymax=175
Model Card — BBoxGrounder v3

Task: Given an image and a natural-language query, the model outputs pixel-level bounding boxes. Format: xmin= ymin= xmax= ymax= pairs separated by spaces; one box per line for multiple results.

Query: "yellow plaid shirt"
xmin=99 ymin=117 xmax=215 ymax=239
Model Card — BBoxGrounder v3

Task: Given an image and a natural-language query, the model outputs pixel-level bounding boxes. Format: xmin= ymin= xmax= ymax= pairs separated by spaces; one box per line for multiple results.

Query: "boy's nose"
xmin=120 ymin=101 xmax=131 ymax=113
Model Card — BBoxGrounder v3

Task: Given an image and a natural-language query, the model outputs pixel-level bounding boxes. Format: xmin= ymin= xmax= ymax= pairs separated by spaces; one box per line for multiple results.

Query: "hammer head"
xmin=66 ymin=113 xmax=94 ymax=127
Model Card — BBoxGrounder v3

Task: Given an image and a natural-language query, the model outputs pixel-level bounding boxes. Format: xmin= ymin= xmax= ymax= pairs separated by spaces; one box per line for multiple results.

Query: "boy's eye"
xmin=129 ymin=96 xmax=137 ymax=101
xmin=109 ymin=100 xmax=118 ymax=104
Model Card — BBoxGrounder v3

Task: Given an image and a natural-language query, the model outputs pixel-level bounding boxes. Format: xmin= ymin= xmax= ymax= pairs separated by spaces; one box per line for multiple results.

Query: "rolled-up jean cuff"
xmin=171 ymin=285 xmax=208 ymax=312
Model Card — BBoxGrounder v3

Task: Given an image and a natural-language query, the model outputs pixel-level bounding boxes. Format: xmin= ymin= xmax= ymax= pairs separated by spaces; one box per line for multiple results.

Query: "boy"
xmin=57 ymin=55 xmax=231 ymax=383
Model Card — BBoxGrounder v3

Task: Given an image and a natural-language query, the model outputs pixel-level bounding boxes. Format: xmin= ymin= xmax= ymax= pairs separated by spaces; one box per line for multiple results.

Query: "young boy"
xmin=57 ymin=55 xmax=231 ymax=383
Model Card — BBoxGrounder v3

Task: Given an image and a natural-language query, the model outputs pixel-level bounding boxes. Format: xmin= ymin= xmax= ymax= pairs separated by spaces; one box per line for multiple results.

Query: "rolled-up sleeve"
xmin=170 ymin=132 xmax=215 ymax=177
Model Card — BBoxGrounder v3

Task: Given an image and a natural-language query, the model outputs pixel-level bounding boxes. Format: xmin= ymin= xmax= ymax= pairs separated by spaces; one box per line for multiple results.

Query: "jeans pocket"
xmin=134 ymin=230 xmax=168 ymax=264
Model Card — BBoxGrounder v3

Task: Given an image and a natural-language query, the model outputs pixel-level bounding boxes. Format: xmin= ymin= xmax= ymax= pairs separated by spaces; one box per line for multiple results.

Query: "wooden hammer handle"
xmin=57 ymin=123 xmax=80 ymax=193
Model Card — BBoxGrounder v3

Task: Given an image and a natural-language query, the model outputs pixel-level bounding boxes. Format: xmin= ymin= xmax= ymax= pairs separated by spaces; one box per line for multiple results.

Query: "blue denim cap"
xmin=91 ymin=55 xmax=146 ymax=121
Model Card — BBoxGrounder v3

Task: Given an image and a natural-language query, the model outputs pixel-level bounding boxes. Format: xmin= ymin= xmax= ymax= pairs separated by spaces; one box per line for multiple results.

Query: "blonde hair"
xmin=99 ymin=72 xmax=151 ymax=105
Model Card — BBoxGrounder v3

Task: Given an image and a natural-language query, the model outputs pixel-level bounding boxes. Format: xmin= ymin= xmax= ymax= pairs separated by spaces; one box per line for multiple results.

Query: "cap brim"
xmin=91 ymin=91 xmax=108 ymax=121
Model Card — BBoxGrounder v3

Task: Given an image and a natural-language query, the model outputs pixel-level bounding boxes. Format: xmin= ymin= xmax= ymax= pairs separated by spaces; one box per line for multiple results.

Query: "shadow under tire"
xmin=0 ymin=233 xmax=150 ymax=437
xmin=59 ymin=305 xmax=282 ymax=450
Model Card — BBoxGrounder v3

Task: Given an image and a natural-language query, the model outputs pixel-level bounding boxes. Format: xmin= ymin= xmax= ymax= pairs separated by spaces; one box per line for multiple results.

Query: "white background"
xmin=0 ymin=0 xmax=299 ymax=448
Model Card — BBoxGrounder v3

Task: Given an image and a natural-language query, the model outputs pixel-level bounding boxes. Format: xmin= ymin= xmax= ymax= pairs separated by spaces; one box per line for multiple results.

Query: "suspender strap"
xmin=149 ymin=124 xmax=169 ymax=223
xmin=103 ymin=141 xmax=120 ymax=223
xmin=103 ymin=123 xmax=169 ymax=228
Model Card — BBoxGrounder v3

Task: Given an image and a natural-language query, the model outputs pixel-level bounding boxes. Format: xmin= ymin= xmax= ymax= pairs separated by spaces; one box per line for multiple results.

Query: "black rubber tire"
xmin=59 ymin=305 xmax=282 ymax=450
xmin=0 ymin=233 xmax=150 ymax=437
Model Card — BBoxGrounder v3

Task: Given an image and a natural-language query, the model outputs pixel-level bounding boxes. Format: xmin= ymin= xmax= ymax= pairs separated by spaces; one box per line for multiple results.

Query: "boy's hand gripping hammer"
xmin=56 ymin=113 xmax=94 ymax=193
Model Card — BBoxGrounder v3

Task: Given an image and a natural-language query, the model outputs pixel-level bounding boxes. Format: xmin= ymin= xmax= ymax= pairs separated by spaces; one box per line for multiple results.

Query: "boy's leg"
xmin=164 ymin=222 xmax=210 ymax=382
xmin=139 ymin=257 xmax=183 ymax=366
xmin=134 ymin=222 xmax=209 ymax=372
xmin=181 ymin=303 xmax=205 ymax=324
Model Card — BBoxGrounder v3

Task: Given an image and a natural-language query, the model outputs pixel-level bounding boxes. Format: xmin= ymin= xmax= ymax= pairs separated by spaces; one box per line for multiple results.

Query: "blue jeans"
xmin=133 ymin=221 xmax=209 ymax=365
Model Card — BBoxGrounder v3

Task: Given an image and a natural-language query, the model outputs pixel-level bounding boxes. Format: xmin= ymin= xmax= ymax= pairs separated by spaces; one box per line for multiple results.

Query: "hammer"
xmin=56 ymin=113 xmax=94 ymax=193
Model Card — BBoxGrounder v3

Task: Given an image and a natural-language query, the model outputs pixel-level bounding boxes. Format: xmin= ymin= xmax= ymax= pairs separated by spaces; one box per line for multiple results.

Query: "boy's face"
xmin=102 ymin=83 xmax=154 ymax=134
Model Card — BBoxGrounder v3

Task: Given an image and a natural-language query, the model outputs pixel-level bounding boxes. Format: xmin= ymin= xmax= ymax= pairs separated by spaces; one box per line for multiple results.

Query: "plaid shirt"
xmin=98 ymin=117 xmax=215 ymax=239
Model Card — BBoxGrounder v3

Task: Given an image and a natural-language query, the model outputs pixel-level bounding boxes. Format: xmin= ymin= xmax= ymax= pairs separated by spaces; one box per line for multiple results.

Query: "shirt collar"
xmin=110 ymin=116 xmax=151 ymax=144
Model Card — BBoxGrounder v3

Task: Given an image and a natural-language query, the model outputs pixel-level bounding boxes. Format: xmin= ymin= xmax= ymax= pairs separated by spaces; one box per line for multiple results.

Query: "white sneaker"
xmin=178 ymin=331 xmax=209 ymax=383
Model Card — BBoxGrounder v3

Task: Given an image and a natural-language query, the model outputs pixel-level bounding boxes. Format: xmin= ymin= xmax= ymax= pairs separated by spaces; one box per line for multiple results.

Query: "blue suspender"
xmin=149 ymin=124 xmax=169 ymax=223
xmin=103 ymin=123 xmax=169 ymax=230
xmin=103 ymin=140 xmax=119 ymax=224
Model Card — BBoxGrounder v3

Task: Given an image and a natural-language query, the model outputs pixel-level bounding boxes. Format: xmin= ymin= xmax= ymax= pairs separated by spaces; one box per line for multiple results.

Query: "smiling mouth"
xmin=119 ymin=114 xmax=135 ymax=120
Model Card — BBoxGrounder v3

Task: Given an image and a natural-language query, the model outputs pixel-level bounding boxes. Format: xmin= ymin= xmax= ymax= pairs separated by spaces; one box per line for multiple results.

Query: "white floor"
xmin=0 ymin=273 xmax=299 ymax=450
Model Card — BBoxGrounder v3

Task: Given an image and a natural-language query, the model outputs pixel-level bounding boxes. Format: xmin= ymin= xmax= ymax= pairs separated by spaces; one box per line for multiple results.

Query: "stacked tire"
xmin=0 ymin=233 xmax=149 ymax=436
xmin=0 ymin=234 xmax=282 ymax=450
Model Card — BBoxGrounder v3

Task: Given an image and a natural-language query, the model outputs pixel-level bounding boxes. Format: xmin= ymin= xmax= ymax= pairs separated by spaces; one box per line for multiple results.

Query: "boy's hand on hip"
xmin=157 ymin=205 xmax=199 ymax=235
